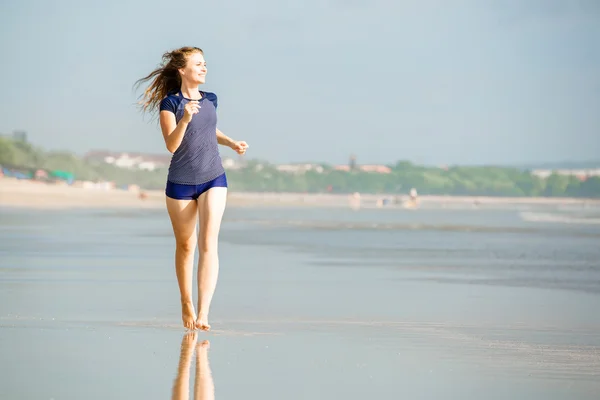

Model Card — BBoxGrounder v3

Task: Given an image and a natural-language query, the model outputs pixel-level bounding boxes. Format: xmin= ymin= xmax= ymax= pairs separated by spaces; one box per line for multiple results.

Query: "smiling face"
xmin=179 ymin=51 xmax=207 ymax=85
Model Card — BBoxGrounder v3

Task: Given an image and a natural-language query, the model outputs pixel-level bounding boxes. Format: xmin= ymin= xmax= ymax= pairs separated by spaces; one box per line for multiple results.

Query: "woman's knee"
xmin=198 ymin=237 xmax=218 ymax=254
xmin=176 ymin=238 xmax=196 ymax=254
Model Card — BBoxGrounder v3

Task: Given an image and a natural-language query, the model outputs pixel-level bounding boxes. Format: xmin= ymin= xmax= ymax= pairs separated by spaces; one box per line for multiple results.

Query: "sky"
xmin=0 ymin=0 xmax=599 ymax=166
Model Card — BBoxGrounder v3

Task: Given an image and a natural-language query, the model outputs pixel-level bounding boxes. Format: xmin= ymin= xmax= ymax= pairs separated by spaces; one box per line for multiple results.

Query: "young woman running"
xmin=136 ymin=46 xmax=248 ymax=331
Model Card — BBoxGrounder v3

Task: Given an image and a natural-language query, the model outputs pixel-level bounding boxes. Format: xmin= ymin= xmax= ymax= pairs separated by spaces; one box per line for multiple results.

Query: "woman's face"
xmin=179 ymin=51 xmax=207 ymax=85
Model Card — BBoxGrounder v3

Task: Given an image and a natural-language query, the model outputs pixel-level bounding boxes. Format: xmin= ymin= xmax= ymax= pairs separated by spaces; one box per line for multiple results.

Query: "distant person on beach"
xmin=135 ymin=46 xmax=248 ymax=331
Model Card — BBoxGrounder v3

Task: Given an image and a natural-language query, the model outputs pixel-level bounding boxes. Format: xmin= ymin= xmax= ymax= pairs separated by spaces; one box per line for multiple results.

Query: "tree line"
xmin=1 ymin=136 xmax=598 ymax=197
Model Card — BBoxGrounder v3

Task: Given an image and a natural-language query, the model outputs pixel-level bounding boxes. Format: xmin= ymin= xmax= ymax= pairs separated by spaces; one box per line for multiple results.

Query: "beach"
xmin=2 ymin=177 xmax=599 ymax=210
xmin=1 ymin=179 xmax=600 ymax=399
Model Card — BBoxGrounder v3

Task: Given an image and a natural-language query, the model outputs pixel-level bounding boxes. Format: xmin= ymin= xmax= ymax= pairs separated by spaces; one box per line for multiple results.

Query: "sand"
xmin=0 ymin=178 xmax=164 ymax=209
xmin=1 ymin=177 xmax=599 ymax=210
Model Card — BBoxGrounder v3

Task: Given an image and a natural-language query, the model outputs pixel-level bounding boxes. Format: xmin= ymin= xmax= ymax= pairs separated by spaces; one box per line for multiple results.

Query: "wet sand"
xmin=1 ymin=197 xmax=599 ymax=399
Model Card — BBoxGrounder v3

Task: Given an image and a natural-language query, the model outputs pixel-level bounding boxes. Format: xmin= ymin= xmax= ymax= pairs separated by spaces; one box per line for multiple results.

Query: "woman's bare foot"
xmin=182 ymin=301 xmax=197 ymax=330
xmin=197 ymin=339 xmax=210 ymax=350
xmin=195 ymin=313 xmax=211 ymax=331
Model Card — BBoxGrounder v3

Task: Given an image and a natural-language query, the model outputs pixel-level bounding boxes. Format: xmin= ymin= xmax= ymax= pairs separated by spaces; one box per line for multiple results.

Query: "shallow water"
xmin=1 ymin=205 xmax=599 ymax=399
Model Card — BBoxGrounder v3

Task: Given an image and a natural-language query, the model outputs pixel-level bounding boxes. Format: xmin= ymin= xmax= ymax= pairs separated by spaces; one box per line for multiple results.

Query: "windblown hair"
xmin=134 ymin=46 xmax=203 ymax=114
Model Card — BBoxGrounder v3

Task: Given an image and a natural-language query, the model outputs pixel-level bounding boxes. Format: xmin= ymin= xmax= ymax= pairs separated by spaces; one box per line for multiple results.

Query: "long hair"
xmin=134 ymin=46 xmax=203 ymax=115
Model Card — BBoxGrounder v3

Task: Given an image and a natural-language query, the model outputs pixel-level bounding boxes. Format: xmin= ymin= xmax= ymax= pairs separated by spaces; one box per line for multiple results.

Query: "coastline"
xmin=1 ymin=177 xmax=599 ymax=210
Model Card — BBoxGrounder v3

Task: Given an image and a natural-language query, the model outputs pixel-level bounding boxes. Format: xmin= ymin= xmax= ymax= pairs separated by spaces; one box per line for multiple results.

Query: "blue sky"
xmin=1 ymin=0 xmax=599 ymax=166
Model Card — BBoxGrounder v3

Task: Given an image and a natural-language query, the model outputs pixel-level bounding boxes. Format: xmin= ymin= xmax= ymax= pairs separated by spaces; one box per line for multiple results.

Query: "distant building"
xmin=0 ymin=130 xmax=28 ymax=142
xmin=84 ymin=150 xmax=171 ymax=171
xmin=359 ymin=165 xmax=392 ymax=174
xmin=12 ymin=130 xmax=27 ymax=142
xmin=276 ymin=163 xmax=324 ymax=174
xmin=531 ymin=169 xmax=600 ymax=181
xmin=334 ymin=164 xmax=391 ymax=174
xmin=349 ymin=154 xmax=357 ymax=170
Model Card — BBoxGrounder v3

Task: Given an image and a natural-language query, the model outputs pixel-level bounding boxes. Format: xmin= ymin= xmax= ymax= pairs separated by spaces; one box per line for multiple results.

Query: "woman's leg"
xmin=195 ymin=187 xmax=227 ymax=330
xmin=166 ymin=197 xmax=199 ymax=330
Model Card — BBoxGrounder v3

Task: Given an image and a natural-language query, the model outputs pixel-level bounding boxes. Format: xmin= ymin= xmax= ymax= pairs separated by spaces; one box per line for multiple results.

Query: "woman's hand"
xmin=182 ymin=100 xmax=200 ymax=123
xmin=230 ymin=140 xmax=249 ymax=155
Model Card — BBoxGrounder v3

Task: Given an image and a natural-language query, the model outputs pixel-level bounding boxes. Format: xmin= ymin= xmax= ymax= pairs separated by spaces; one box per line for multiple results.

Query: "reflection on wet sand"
xmin=172 ymin=332 xmax=215 ymax=400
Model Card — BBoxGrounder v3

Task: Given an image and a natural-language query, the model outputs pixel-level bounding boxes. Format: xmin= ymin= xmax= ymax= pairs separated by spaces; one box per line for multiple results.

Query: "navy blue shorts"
xmin=165 ymin=173 xmax=228 ymax=200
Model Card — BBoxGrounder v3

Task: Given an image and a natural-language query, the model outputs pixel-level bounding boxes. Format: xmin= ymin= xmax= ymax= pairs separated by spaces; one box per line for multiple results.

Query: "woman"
xmin=136 ymin=46 xmax=248 ymax=331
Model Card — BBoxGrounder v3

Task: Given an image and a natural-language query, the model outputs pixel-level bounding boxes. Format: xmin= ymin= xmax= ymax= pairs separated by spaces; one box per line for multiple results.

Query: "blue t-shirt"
xmin=159 ymin=90 xmax=225 ymax=185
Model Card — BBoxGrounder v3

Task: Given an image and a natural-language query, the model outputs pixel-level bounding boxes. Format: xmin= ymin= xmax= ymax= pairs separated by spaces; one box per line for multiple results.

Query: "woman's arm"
xmin=216 ymin=128 xmax=235 ymax=147
xmin=160 ymin=111 xmax=189 ymax=153
xmin=217 ymin=128 xmax=248 ymax=155
xmin=160 ymin=101 xmax=199 ymax=153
